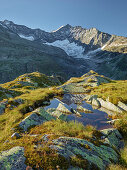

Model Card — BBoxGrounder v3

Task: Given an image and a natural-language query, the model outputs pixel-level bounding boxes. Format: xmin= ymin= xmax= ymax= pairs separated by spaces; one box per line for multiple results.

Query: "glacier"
xmin=45 ymin=39 xmax=85 ymax=58
xmin=18 ymin=34 xmax=34 ymax=41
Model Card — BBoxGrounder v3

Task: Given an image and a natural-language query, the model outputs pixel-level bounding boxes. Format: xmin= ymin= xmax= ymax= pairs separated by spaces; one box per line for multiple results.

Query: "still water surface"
xmin=45 ymin=94 xmax=113 ymax=130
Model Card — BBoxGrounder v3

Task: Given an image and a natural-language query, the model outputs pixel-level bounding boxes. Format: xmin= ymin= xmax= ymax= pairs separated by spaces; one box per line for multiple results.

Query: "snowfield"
xmin=45 ymin=39 xmax=104 ymax=59
xmin=45 ymin=39 xmax=85 ymax=58
xmin=18 ymin=34 xmax=34 ymax=41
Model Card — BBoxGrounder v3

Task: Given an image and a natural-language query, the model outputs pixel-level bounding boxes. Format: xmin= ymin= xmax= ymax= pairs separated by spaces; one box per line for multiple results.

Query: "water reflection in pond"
xmin=45 ymin=94 xmax=113 ymax=130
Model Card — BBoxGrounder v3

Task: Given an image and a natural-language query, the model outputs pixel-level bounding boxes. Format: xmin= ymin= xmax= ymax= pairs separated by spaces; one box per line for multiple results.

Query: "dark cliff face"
xmin=0 ymin=20 xmax=127 ymax=83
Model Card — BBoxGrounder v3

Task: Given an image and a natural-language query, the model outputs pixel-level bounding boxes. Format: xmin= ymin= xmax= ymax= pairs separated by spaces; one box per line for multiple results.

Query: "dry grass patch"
xmin=30 ymin=119 xmax=95 ymax=139
xmin=90 ymin=80 xmax=127 ymax=104
xmin=0 ymin=87 xmax=63 ymax=146
xmin=0 ymin=120 xmax=96 ymax=169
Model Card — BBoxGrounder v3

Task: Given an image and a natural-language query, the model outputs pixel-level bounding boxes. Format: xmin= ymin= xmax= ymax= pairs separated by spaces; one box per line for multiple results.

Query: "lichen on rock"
xmin=0 ymin=146 xmax=27 ymax=170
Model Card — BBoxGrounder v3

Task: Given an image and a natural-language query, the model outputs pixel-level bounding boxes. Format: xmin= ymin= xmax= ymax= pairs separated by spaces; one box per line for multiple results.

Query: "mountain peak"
xmin=2 ymin=20 xmax=14 ymax=25
xmin=52 ymin=24 xmax=72 ymax=32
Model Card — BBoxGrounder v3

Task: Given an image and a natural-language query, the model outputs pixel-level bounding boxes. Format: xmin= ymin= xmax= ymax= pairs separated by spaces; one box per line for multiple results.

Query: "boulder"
xmin=98 ymin=98 xmax=123 ymax=113
xmin=83 ymin=95 xmax=98 ymax=104
xmin=34 ymin=107 xmax=56 ymax=121
xmin=92 ymin=98 xmax=101 ymax=108
xmin=56 ymin=103 xmax=71 ymax=114
xmin=46 ymin=108 xmax=63 ymax=118
xmin=19 ymin=108 xmax=56 ymax=131
xmin=118 ymin=101 xmax=127 ymax=111
xmin=100 ymin=128 xmax=123 ymax=149
xmin=60 ymin=83 xmax=86 ymax=93
xmin=98 ymin=107 xmax=116 ymax=116
xmin=0 ymin=146 xmax=27 ymax=170
xmin=51 ymin=136 xmax=119 ymax=170
xmin=107 ymin=119 xmax=120 ymax=125
xmin=74 ymin=110 xmax=82 ymax=117
xmin=77 ymin=105 xmax=92 ymax=113
xmin=19 ymin=113 xmax=45 ymax=131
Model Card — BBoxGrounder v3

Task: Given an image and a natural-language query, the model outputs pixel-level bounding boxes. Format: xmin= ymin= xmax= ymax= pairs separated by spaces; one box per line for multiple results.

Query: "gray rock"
xmin=92 ymin=98 xmax=101 ymax=108
xmin=83 ymin=95 xmax=98 ymax=104
xmin=46 ymin=108 xmax=69 ymax=121
xmin=0 ymin=146 xmax=27 ymax=170
xmin=107 ymin=119 xmax=120 ymax=125
xmin=98 ymin=98 xmax=123 ymax=113
xmin=11 ymin=132 xmax=21 ymax=139
xmin=74 ymin=110 xmax=82 ymax=117
xmin=77 ymin=105 xmax=92 ymax=113
xmin=0 ymin=100 xmax=8 ymax=114
xmin=56 ymin=103 xmax=71 ymax=114
xmin=13 ymin=98 xmax=23 ymax=105
xmin=100 ymin=128 xmax=123 ymax=149
xmin=118 ymin=101 xmax=127 ymax=111
xmin=0 ymin=104 xmax=5 ymax=115
xmin=98 ymin=107 xmax=116 ymax=116
xmin=19 ymin=108 xmax=56 ymax=131
xmin=43 ymin=101 xmax=51 ymax=105
xmin=52 ymin=136 xmax=119 ymax=170
xmin=19 ymin=113 xmax=45 ymax=131
xmin=34 ymin=107 xmax=56 ymax=121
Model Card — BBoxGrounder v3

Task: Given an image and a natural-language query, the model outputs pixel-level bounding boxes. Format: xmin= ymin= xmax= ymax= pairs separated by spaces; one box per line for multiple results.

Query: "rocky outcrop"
xmin=0 ymin=100 xmax=8 ymax=115
xmin=19 ymin=107 xmax=56 ymax=131
xmin=84 ymin=94 xmax=124 ymax=114
xmin=84 ymin=95 xmax=98 ymax=104
xmin=100 ymin=128 xmax=123 ymax=149
xmin=98 ymin=98 xmax=123 ymax=113
xmin=0 ymin=146 xmax=27 ymax=170
xmin=60 ymin=72 xmax=113 ymax=94
xmin=92 ymin=98 xmax=101 ymax=108
xmin=118 ymin=101 xmax=127 ymax=112
xmin=46 ymin=108 xmax=69 ymax=121
xmin=60 ymin=83 xmax=87 ymax=93
xmin=56 ymin=103 xmax=72 ymax=114
xmin=77 ymin=105 xmax=92 ymax=113
xmin=50 ymin=134 xmax=119 ymax=170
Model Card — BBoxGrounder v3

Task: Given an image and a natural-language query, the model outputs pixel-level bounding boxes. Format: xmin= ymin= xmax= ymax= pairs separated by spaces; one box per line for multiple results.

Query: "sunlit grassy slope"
xmin=90 ymin=80 xmax=127 ymax=104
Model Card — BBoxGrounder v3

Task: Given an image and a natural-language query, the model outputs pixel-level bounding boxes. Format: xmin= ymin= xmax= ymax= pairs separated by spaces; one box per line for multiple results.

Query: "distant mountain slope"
xmin=0 ymin=20 xmax=127 ymax=82
xmin=0 ymin=22 xmax=86 ymax=83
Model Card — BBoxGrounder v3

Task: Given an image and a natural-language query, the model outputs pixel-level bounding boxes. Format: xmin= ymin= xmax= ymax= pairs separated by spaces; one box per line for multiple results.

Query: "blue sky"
xmin=0 ymin=0 xmax=126 ymax=36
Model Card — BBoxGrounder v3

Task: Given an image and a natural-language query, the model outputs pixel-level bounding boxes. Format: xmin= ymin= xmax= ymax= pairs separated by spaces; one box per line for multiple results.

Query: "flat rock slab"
xmin=60 ymin=83 xmax=86 ymax=93
xmin=77 ymin=105 xmax=92 ymax=113
xmin=57 ymin=103 xmax=72 ymax=114
xmin=0 ymin=146 xmax=27 ymax=170
xmin=97 ymin=98 xmax=123 ymax=113
xmin=118 ymin=101 xmax=127 ymax=111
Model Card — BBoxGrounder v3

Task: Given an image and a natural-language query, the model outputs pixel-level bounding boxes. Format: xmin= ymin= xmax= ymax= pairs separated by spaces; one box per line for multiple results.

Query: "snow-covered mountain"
xmin=0 ymin=19 xmax=127 ymax=82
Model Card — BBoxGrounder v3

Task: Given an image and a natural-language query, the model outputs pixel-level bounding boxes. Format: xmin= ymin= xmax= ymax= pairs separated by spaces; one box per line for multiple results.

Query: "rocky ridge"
xmin=0 ymin=20 xmax=127 ymax=83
